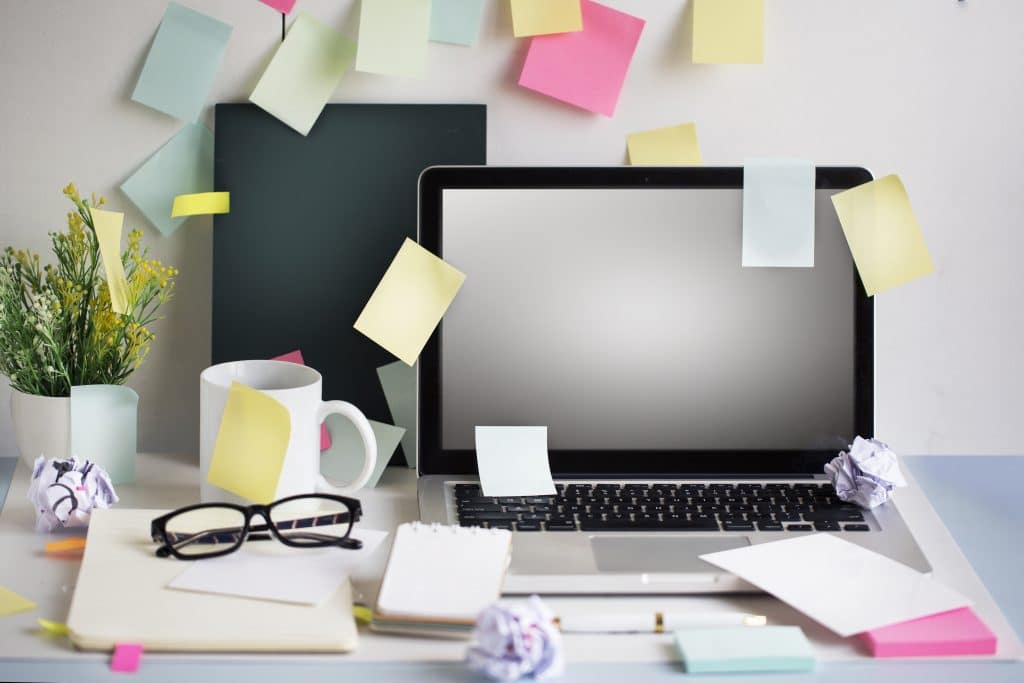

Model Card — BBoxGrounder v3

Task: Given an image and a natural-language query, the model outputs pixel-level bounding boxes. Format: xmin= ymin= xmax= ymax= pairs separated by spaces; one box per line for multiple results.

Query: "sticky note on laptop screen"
xmin=830 ymin=174 xmax=935 ymax=296
xmin=674 ymin=626 xmax=815 ymax=673
xmin=475 ymin=426 xmax=556 ymax=497
xmin=742 ymin=158 xmax=815 ymax=267
xmin=692 ymin=0 xmax=764 ymax=64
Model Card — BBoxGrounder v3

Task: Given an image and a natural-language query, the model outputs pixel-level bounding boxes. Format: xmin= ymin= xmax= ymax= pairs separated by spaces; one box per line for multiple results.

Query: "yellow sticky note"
xmin=207 ymin=382 xmax=291 ymax=503
xmin=627 ymin=123 xmax=702 ymax=165
xmin=171 ymin=192 xmax=230 ymax=217
xmin=692 ymin=0 xmax=764 ymax=64
xmin=89 ymin=207 xmax=130 ymax=315
xmin=352 ymin=604 xmax=373 ymax=624
xmin=0 ymin=587 xmax=36 ymax=617
xmin=38 ymin=618 xmax=70 ymax=636
xmin=831 ymin=175 xmax=935 ymax=296
xmin=511 ymin=0 xmax=582 ymax=37
xmin=354 ymin=239 xmax=466 ymax=366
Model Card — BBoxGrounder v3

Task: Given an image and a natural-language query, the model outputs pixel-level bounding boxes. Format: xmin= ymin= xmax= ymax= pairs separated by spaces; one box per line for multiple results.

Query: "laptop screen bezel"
xmin=417 ymin=166 xmax=874 ymax=478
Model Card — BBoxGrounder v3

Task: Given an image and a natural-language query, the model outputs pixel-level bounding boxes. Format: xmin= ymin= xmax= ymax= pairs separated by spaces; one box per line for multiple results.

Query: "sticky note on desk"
xmin=131 ymin=3 xmax=231 ymax=121
xmin=354 ymin=239 xmax=466 ymax=366
xmin=475 ymin=426 xmax=556 ymax=497
xmin=518 ymin=0 xmax=644 ymax=117
xmin=742 ymin=159 xmax=815 ymax=267
xmin=831 ymin=174 xmax=935 ymax=296
xmin=250 ymin=13 xmax=356 ymax=136
xmin=511 ymin=0 xmax=582 ymax=37
xmin=272 ymin=350 xmax=330 ymax=450
xmin=0 ymin=586 xmax=36 ymax=616
xmin=692 ymin=0 xmax=764 ymax=64
xmin=377 ymin=360 xmax=417 ymax=468
xmin=355 ymin=0 xmax=431 ymax=78
xmin=111 ymin=643 xmax=143 ymax=673
xmin=675 ymin=626 xmax=815 ymax=674
xmin=431 ymin=0 xmax=487 ymax=46
xmin=89 ymin=208 xmax=130 ymax=315
xmin=860 ymin=607 xmax=997 ymax=657
xmin=627 ymin=123 xmax=702 ymax=165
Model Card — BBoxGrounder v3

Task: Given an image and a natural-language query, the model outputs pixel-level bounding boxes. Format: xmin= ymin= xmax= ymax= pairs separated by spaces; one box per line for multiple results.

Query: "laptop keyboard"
xmin=454 ymin=482 xmax=870 ymax=533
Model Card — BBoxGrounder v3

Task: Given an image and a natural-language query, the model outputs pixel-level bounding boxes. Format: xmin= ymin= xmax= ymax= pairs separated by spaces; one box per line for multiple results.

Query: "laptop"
xmin=415 ymin=166 xmax=929 ymax=594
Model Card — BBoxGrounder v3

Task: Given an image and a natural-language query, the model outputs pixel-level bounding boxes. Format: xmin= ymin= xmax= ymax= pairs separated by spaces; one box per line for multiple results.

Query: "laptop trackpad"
xmin=591 ymin=536 xmax=750 ymax=573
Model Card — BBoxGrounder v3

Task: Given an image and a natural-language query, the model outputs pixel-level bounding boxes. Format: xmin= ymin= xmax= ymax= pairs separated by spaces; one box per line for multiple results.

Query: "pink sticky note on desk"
xmin=860 ymin=607 xmax=997 ymax=657
xmin=272 ymin=350 xmax=331 ymax=450
xmin=111 ymin=643 xmax=143 ymax=673
xmin=518 ymin=0 xmax=644 ymax=117
xmin=259 ymin=0 xmax=297 ymax=13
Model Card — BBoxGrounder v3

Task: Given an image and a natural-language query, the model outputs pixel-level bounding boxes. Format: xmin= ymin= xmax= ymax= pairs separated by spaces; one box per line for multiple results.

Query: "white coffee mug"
xmin=199 ymin=360 xmax=377 ymax=503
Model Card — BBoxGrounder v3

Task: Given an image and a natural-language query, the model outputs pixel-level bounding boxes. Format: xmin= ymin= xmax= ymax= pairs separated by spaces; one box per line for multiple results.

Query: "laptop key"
xmin=803 ymin=510 xmax=864 ymax=522
xmin=786 ymin=524 xmax=813 ymax=531
xmin=722 ymin=522 xmax=755 ymax=531
xmin=520 ymin=513 xmax=548 ymax=521
xmin=545 ymin=520 xmax=578 ymax=531
xmin=757 ymin=522 xmax=784 ymax=531
xmin=504 ymin=505 xmax=531 ymax=513
xmin=458 ymin=504 xmax=502 ymax=513
xmin=579 ymin=518 xmax=718 ymax=531
xmin=843 ymin=524 xmax=870 ymax=532
xmin=474 ymin=513 xmax=521 ymax=522
xmin=813 ymin=521 xmax=841 ymax=531
xmin=516 ymin=521 xmax=542 ymax=531
xmin=487 ymin=521 xmax=515 ymax=530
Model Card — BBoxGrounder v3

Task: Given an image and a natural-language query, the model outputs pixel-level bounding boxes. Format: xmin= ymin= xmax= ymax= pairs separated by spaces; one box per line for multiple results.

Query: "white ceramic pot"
xmin=9 ymin=389 xmax=71 ymax=466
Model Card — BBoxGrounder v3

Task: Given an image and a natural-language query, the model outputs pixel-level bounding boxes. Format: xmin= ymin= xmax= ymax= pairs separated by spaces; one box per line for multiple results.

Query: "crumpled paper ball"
xmin=467 ymin=595 xmax=564 ymax=681
xmin=824 ymin=436 xmax=907 ymax=509
xmin=26 ymin=455 xmax=119 ymax=533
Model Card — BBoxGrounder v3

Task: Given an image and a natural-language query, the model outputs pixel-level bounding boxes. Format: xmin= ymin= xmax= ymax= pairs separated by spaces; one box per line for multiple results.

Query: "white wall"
xmin=0 ymin=0 xmax=1021 ymax=456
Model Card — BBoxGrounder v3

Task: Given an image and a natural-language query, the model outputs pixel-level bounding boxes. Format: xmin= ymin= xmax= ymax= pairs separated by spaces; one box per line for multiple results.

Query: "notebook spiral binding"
xmin=409 ymin=521 xmax=504 ymax=535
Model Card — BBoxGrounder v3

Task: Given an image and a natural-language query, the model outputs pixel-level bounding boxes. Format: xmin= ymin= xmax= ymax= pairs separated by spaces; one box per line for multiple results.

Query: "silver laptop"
xmin=415 ymin=166 xmax=929 ymax=594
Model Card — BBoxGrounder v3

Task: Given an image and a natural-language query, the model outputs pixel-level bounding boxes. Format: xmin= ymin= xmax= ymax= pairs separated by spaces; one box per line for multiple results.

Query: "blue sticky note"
xmin=132 ymin=2 xmax=232 ymax=122
xmin=430 ymin=0 xmax=487 ymax=46
xmin=321 ymin=417 xmax=405 ymax=489
xmin=71 ymin=385 xmax=139 ymax=486
xmin=674 ymin=626 xmax=816 ymax=674
xmin=742 ymin=158 xmax=815 ymax=267
xmin=121 ymin=123 xmax=213 ymax=236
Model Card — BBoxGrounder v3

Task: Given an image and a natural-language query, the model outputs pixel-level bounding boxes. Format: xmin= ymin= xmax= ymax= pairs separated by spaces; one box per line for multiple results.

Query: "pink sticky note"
xmin=272 ymin=350 xmax=332 ymax=450
xmin=111 ymin=643 xmax=143 ymax=673
xmin=860 ymin=607 xmax=997 ymax=658
xmin=259 ymin=0 xmax=297 ymax=13
xmin=518 ymin=0 xmax=644 ymax=117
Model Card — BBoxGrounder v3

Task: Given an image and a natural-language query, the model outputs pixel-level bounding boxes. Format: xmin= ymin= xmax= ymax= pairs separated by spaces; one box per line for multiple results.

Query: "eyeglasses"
xmin=150 ymin=494 xmax=363 ymax=560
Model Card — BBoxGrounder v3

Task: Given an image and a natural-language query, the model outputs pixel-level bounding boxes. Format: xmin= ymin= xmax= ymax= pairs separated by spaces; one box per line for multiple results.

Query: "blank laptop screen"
xmin=439 ymin=188 xmax=856 ymax=451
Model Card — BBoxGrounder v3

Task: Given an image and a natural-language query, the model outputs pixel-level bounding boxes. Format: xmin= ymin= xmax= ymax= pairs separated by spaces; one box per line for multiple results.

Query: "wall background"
xmin=0 ymin=0 xmax=1020 ymax=456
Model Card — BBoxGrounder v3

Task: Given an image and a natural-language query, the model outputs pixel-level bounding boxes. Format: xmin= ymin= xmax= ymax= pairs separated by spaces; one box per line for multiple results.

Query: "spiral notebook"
xmin=371 ymin=522 xmax=512 ymax=637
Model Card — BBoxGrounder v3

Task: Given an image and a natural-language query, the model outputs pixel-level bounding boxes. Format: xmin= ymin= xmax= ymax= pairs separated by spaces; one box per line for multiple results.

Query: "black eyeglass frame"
xmin=150 ymin=493 xmax=363 ymax=560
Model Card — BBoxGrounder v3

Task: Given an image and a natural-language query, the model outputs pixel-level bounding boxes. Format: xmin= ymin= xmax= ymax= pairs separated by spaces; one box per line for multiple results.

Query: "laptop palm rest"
xmin=591 ymin=536 xmax=749 ymax=573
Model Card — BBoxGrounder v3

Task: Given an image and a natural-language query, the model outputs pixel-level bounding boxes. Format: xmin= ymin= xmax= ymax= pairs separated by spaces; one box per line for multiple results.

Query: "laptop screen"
xmin=439 ymin=187 xmax=857 ymax=453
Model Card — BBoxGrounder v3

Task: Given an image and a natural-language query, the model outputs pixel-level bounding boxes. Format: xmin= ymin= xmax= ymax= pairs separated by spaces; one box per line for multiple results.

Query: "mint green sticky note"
xmin=430 ymin=0 xmax=486 ymax=46
xmin=377 ymin=361 xmax=416 ymax=469
xmin=121 ymin=123 xmax=213 ymax=236
xmin=131 ymin=2 xmax=232 ymax=122
xmin=742 ymin=158 xmax=816 ymax=267
xmin=355 ymin=0 xmax=431 ymax=77
xmin=70 ymin=385 xmax=138 ymax=486
xmin=321 ymin=417 xmax=405 ymax=488
xmin=249 ymin=12 xmax=356 ymax=136
xmin=674 ymin=626 xmax=815 ymax=674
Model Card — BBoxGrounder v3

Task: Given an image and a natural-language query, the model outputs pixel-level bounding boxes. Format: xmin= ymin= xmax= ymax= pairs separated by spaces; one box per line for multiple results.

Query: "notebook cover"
xmin=859 ymin=607 xmax=997 ymax=657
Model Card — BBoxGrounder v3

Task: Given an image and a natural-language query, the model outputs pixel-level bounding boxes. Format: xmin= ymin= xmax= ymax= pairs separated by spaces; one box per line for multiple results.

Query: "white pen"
xmin=554 ymin=612 xmax=767 ymax=634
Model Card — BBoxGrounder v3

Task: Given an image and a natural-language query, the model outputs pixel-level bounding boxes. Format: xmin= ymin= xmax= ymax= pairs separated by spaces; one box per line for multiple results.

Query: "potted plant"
xmin=0 ymin=184 xmax=177 ymax=469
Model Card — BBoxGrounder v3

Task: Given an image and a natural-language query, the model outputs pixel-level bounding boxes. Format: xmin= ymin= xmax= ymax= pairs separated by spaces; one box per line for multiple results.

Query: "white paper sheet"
xmin=700 ymin=533 xmax=970 ymax=637
xmin=475 ymin=426 xmax=556 ymax=497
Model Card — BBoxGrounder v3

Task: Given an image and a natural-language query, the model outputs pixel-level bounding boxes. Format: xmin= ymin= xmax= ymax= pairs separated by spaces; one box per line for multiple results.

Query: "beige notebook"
xmin=66 ymin=508 xmax=357 ymax=652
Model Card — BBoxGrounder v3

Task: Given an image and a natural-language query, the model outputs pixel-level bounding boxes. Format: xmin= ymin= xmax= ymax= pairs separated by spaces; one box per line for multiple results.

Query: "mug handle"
xmin=314 ymin=400 xmax=377 ymax=495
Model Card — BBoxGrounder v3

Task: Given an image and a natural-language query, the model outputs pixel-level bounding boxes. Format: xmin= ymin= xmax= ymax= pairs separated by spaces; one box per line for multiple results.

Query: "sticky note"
xmin=430 ymin=0 xmax=487 ymax=46
xmin=131 ymin=3 xmax=232 ymax=121
xmin=44 ymin=537 xmax=87 ymax=554
xmin=742 ymin=158 xmax=816 ymax=267
xmin=674 ymin=626 xmax=815 ymax=673
xmin=626 ymin=122 xmax=702 ymax=165
xmin=692 ymin=0 xmax=764 ymax=64
xmin=377 ymin=361 xmax=417 ymax=468
xmin=321 ymin=417 xmax=405 ymax=488
xmin=511 ymin=0 xmax=582 ymax=37
xmin=475 ymin=426 xmax=556 ymax=497
xmin=207 ymin=382 xmax=291 ymax=503
xmin=0 ymin=586 xmax=36 ymax=616
xmin=121 ymin=123 xmax=213 ymax=236
xmin=355 ymin=0 xmax=431 ymax=78
xmin=171 ymin=191 xmax=229 ymax=217
xmin=272 ymin=350 xmax=331 ymax=450
xmin=71 ymin=384 xmax=139 ymax=485
xmin=860 ymin=607 xmax=997 ymax=658
xmin=830 ymin=174 xmax=935 ymax=296
xmin=89 ymin=208 xmax=131 ymax=315
xmin=259 ymin=0 xmax=296 ymax=13
xmin=250 ymin=13 xmax=355 ymax=136
xmin=37 ymin=618 xmax=71 ymax=637
xmin=518 ymin=0 xmax=645 ymax=117
xmin=353 ymin=604 xmax=373 ymax=624
xmin=111 ymin=643 xmax=143 ymax=673
xmin=354 ymin=239 xmax=466 ymax=366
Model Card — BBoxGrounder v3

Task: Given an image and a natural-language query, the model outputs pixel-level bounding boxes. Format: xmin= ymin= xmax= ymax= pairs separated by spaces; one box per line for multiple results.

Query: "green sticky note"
xmin=430 ymin=0 xmax=486 ymax=46
xmin=70 ymin=385 xmax=139 ymax=486
xmin=355 ymin=0 xmax=431 ymax=77
xmin=321 ymin=417 xmax=405 ymax=488
xmin=121 ymin=123 xmax=213 ymax=236
xmin=250 ymin=13 xmax=356 ymax=136
xmin=377 ymin=361 xmax=416 ymax=468
xmin=674 ymin=626 xmax=815 ymax=674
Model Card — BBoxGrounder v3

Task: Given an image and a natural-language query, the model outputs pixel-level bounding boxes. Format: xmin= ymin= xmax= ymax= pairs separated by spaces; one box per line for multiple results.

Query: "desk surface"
xmin=0 ymin=455 xmax=1021 ymax=682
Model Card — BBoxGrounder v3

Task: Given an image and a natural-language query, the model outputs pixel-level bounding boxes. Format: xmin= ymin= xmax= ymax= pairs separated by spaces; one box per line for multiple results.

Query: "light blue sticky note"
xmin=430 ymin=0 xmax=487 ymax=46
xmin=321 ymin=417 xmax=405 ymax=488
xmin=742 ymin=158 xmax=815 ymax=267
xmin=121 ymin=123 xmax=214 ymax=236
xmin=70 ymin=385 xmax=139 ymax=486
xmin=475 ymin=426 xmax=555 ymax=497
xmin=377 ymin=361 xmax=416 ymax=469
xmin=674 ymin=626 xmax=816 ymax=674
xmin=131 ymin=2 xmax=232 ymax=122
